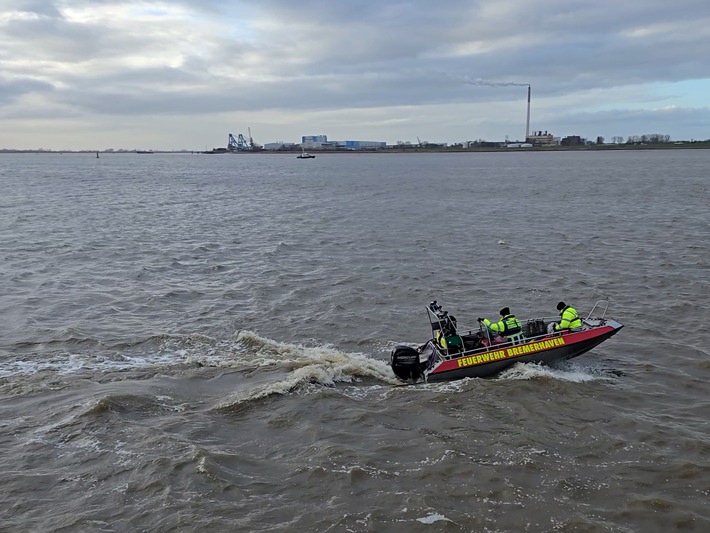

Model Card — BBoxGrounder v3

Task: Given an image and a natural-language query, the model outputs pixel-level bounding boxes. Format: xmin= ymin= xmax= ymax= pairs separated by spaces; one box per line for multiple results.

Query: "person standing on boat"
xmin=548 ymin=301 xmax=583 ymax=333
xmin=478 ymin=308 xmax=524 ymax=344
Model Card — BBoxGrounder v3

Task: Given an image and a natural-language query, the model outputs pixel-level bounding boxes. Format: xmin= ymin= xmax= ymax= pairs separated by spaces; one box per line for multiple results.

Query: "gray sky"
xmin=1 ymin=0 xmax=709 ymax=150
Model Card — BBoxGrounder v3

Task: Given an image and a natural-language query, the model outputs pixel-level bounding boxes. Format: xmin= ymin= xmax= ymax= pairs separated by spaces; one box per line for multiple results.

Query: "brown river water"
xmin=1 ymin=150 xmax=708 ymax=531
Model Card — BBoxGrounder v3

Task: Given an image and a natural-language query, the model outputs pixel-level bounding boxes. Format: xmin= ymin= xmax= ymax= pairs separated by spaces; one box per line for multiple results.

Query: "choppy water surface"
xmin=1 ymin=150 xmax=708 ymax=532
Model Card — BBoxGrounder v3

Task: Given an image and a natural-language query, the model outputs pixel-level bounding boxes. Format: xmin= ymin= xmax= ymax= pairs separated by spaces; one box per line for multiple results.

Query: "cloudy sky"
xmin=1 ymin=0 xmax=709 ymax=150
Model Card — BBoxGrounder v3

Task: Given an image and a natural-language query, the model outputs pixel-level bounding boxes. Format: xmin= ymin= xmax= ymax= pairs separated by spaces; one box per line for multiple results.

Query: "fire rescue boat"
xmin=390 ymin=300 xmax=623 ymax=383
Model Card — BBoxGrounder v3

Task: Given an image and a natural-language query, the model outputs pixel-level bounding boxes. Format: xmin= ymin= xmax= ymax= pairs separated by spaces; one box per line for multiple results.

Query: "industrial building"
xmin=301 ymin=135 xmax=386 ymax=150
xmin=262 ymin=142 xmax=297 ymax=150
xmin=560 ymin=135 xmax=584 ymax=146
xmin=526 ymin=131 xmax=559 ymax=146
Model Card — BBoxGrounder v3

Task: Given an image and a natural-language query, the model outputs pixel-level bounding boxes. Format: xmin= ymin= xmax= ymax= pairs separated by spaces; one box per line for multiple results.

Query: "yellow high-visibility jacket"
xmin=483 ymin=314 xmax=522 ymax=338
xmin=554 ymin=305 xmax=582 ymax=330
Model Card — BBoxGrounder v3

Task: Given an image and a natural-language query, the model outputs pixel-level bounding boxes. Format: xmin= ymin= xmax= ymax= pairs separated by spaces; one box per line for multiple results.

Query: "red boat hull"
xmin=424 ymin=320 xmax=623 ymax=382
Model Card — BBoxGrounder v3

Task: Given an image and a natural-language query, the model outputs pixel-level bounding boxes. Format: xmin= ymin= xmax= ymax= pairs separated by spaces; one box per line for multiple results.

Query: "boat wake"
xmin=213 ymin=331 xmax=399 ymax=410
xmin=1 ymin=330 xmax=400 ymax=398
xmin=499 ymin=360 xmax=617 ymax=383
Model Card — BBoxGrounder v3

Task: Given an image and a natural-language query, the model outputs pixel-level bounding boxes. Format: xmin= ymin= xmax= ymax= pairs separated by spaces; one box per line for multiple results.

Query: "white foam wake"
xmin=214 ymin=332 xmax=400 ymax=409
xmin=499 ymin=361 xmax=607 ymax=382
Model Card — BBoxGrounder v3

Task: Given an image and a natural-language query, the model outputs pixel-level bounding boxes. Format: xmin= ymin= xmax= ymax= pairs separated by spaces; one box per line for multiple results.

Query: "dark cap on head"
xmin=499 ymin=307 xmax=510 ymax=316
xmin=557 ymin=301 xmax=566 ymax=311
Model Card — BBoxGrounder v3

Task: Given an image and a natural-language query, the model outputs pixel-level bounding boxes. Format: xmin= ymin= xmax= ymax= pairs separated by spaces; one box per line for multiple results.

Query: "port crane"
xmin=227 ymin=128 xmax=262 ymax=151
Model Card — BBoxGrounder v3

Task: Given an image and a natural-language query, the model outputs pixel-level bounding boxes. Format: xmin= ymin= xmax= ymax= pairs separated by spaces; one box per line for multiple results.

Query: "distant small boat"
xmin=136 ymin=150 xmax=154 ymax=154
xmin=297 ymin=148 xmax=315 ymax=159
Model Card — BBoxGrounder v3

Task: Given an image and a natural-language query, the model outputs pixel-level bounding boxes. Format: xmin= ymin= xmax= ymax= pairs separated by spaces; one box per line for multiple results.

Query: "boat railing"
xmin=586 ymin=300 xmax=609 ymax=320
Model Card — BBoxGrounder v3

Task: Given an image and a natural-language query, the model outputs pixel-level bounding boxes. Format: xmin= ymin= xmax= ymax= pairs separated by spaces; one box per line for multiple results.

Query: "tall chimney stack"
xmin=525 ymin=85 xmax=531 ymax=142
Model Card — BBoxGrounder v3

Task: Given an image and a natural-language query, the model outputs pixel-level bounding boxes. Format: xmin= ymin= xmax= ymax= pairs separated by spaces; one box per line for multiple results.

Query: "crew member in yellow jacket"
xmin=478 ymin=307 xmax=524 ymax=344
xmin=550 ymin=301 xmax=583 ymax=332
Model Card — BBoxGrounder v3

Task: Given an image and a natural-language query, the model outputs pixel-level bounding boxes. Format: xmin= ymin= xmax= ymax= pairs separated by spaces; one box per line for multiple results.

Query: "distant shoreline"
xmin=2 ymin=142 xmax=709 ymax=154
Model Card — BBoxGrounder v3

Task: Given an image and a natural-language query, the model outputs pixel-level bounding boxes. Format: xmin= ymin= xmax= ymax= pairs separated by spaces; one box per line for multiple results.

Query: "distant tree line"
xmin=624 ymin=134 xmax=671 ymax=144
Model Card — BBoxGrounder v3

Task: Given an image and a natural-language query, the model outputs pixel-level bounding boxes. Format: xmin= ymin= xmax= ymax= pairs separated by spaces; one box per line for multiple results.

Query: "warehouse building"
xmin=301 ymin=135 xmax=386 ymax=150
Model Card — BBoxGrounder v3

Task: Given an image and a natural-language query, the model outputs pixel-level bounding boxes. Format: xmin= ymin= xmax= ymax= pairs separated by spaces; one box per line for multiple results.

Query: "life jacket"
xmin=500 ymin=314 xmax=522 ymax=337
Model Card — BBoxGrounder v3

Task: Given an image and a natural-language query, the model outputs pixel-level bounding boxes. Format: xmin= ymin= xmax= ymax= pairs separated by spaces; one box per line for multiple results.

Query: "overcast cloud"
xmin=1 ymin=0 xmax=709 ymax=150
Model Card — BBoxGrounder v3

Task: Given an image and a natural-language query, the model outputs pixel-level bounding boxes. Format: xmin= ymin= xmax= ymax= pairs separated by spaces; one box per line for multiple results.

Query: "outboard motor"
xmin=390 ymin=345 xmax=423 ymax=382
